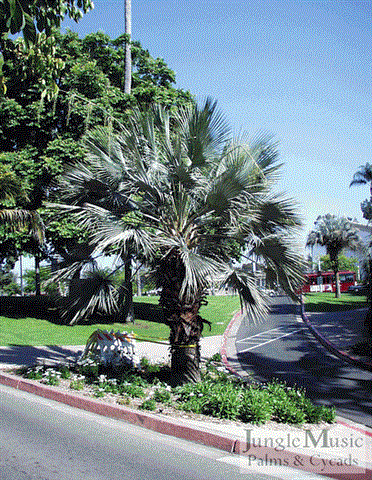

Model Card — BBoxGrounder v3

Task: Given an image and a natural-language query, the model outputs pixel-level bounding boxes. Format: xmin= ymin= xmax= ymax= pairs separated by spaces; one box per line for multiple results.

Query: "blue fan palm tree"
xmin=53 ymin=100 xmax=304 ymax=384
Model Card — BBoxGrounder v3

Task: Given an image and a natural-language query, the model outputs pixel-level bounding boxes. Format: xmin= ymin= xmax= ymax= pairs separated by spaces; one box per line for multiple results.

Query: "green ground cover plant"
xmin=304 ymin=293 xmax=367 ymax=312
xmin=18 ymin=357 xmax=336 ymax=426
xmin=0 ymin=295 xmax=240 ymax=346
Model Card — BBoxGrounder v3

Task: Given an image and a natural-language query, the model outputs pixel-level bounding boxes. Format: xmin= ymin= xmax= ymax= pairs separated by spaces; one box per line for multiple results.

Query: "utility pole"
xmin=124 ymin=0 xmax=132 ymax=94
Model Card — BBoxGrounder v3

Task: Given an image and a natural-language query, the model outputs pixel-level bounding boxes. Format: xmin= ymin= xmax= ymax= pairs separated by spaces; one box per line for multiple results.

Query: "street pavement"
xmin=227 ymin=297 xmax=372 ymax=427
xmin=1 ymin=298 xmax=372 ymax=479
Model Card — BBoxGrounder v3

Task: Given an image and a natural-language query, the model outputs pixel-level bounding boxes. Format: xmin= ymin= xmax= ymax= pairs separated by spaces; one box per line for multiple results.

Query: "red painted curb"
xmin=301 ymin=305 xmax=372 ymax=373
xmin=1 ymin=371 xmax=371 ymax=480
xmin=0 ymin=371 xmax=237 ymax=454
xmin=220 ymin=310 xmax=242 ymax=377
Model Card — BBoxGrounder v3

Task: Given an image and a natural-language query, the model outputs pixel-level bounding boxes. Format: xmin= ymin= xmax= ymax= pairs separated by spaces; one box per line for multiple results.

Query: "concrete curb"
xmin=220 ymin=310 xmax=242 ymax=377
xmin=300 ymin=304 xmax=372 ymax=373
xmin=0 ymin=370 xmax=238 ymax=453
xmin=1 ymin=370 xmax=371 ymax=480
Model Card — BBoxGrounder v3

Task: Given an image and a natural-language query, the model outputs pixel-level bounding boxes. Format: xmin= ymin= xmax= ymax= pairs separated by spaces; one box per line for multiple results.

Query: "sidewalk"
xmin=1 ymin=308 xmax=372 ymax=479
xmin=0 ymin=335 xmax=223 ymax=371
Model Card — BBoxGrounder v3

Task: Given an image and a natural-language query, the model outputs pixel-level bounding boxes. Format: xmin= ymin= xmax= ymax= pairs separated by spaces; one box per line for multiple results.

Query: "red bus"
xmin=302 ymin=271 xmax=356 ymax=294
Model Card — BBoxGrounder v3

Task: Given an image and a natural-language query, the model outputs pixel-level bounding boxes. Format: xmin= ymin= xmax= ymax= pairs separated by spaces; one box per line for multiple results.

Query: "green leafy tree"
xmin=306 ymin=214 xmax=363 ymax=298
xmin=0 ymin=30 xmax=193 ymax=296
xmin=319 ymin=254 xmax=358 ymax=274
xmin=0 ymin=0 xmax=93 ymax=47
xmin=53 ymin=100 xmax=305 ymax=384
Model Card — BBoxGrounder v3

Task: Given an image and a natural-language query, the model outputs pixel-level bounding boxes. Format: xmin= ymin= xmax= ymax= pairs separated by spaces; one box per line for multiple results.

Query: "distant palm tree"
xmin=306 ymin=214 xmax=362 ymax=298
xmin=54 ymin=100 xmax=304 ymax=384
xmin=350 ymin=163 xmax=372 ymax=197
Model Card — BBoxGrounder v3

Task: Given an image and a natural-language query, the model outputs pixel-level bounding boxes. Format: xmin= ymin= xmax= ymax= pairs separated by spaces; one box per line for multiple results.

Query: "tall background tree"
xmin=124 ymin=0 xmax=131 ymax=94
xmin=53 ymin=101 xmax=305 ymax=384
xmin=306 ymin=214 xmax=362 ymax=298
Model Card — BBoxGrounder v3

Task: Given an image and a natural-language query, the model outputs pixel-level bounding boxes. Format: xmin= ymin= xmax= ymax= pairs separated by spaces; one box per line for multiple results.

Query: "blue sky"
xmin=62 ymin=0 xmax=372 ymax=248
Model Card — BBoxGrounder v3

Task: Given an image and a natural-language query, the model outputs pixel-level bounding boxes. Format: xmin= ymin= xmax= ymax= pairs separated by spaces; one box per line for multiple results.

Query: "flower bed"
xmin=16 ymin=354 xmax=336 ymax=426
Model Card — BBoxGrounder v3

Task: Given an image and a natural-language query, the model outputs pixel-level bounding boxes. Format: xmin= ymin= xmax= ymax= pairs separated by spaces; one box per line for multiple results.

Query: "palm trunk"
xmin=123 ymin=256 xmax=134 ymax=322
xmin=117 ymin=255 xmax=134 ymax=322
xmin=35 ymin=253 xmax=41 ymax=295
xmin=331 ymin=254 xmax=341 ymax=298
xmin=335 ymin=271 xmax=341 ymax=298
xmin=166 ymin=299 xmax=205 ymax=385
xmin=171 ymin=344 xmax=201 ymax=384
xmin=158 ymin=252 xmax=208 ymax=385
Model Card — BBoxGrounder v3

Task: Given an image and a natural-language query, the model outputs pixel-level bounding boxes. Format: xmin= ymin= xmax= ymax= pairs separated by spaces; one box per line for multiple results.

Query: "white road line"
xmin=235 ymin=327 xmax=284 ymax=343
xmin=237 ymin=328 xmax=304 ymax=353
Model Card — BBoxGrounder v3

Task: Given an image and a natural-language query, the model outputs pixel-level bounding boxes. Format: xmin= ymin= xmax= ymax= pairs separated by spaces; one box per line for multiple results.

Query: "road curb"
xmin=300 ymin=304 xmax=372 ymax=373
xmin=220 ymin=310 xmax=243 ymax=377
xmin=0 ymin=370 xmax=238 ymax=454
xmin=1 ymin=370 xmax=371 ymax=479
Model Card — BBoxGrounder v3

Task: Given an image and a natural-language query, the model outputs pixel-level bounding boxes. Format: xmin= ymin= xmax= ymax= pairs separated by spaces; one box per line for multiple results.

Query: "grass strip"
xmin=304 ymin=292 xmax=368 ymax=312
xmin=0 ymin=295 xmax=240 ymax=346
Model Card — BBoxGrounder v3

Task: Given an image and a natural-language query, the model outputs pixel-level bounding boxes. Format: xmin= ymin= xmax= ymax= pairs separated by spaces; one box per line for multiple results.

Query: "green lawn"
xmin=304 ymin=292 xmax=368 ymax=312
xmin=0 ymin=295 xmax=241 ymax=346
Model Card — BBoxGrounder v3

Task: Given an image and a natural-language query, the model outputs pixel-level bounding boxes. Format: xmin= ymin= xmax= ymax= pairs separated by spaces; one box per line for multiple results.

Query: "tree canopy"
xmin=0 ymin=30 xmax=193 ymax=270
xmin=319 ymin=254 xmax=358 ymax=274
xmin=0 ymin=0 xmax=93 ymax=46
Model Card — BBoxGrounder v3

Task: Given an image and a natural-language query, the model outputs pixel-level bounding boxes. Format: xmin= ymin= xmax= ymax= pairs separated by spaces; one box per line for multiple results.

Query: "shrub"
xmin=140 ymin=398 xmax=156 ymax=411
xmin=70 ymin=379 xmax=85 ymax=391
xmin=59 ymin=365 xmax=72 ymax=379
xmin=17 ymin=361 xmax=336 ymax=425
xmin=239 ymin=388 xmax=274 ymax=424
xmin=201 ymin=382 xmax=242 ymax=420
xmin=153 ymin=388 xmax=172 ymax=403
xmin=119 ymin=384 xmax=145 ymax=398
xmin=22 ymin=365 xmax=44 ymax=380
xmin=273 ymin=401 xmax=307 ymax=424
xmin=42 ymin=369 xmax=60 ymax=386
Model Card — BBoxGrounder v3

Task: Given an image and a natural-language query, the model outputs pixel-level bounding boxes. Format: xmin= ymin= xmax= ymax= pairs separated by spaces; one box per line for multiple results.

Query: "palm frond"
xmin=0 ymin=208 xmax=44 ymax=243
xmin=254 ymin=234 xmax=305 ymax=300
xmin=178 ymin=243 xmax=225 ymax=299
xmin=350 ymin=163 xmax=372 ymax=188
xmin=61 ymin=269 xmax=119 ymax=325
xmin=220 ymin=268 xmax=269 ymax=324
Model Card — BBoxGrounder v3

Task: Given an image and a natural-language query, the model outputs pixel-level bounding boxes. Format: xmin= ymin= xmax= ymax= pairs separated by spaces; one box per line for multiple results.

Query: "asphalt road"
xmin=0 ymin=384 xmax=334 ymax=480
xmin=236 ymin=296 xmax=372 ymax=428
